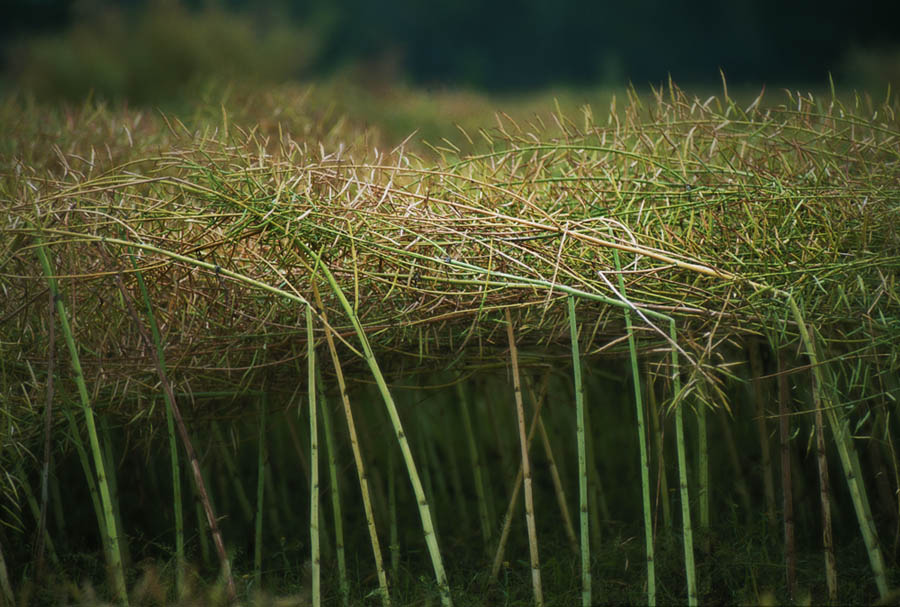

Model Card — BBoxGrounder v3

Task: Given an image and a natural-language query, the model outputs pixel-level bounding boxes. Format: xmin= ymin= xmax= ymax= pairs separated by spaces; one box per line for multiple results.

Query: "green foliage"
xmin=840 ymin=46 xmax=900 ymax=90
xmin=10 ymin=3 xmax=320 ymax=104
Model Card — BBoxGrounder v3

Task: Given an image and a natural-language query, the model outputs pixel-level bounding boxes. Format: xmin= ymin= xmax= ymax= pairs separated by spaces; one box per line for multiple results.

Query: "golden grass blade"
xmin=505 ymin=308 xmax=543 ymax=607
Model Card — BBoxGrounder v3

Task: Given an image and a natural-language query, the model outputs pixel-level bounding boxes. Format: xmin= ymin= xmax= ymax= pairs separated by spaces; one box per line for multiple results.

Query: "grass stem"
xmin=568 ymin=295 xmax=591 ymax=607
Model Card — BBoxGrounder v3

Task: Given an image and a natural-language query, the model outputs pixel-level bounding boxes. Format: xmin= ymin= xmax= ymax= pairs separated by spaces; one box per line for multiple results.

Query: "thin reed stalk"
xmin=614 ymin=250 xmax=655 ymax=606
xmin=415 ymin=414 xmax=441 ymax=543
xmin=314 ymin=254 xmax=452 ymax=607
xmin=669 ymin=320 xmax=697 ymax=606
xmin=307 ymin=306 xmax=321 ymax=607
xmin=646 ymin=368 xmax=672 ymax=538
xmin=788 ymin=296 xmax=889 ymax=599
xmin=316 ymin=365 xmax=350 ymax=607
xmin=130 ymin=257 xmax=184 ymax=596
xmin=505 ymin=309 xmax=543 ymax=607
xmin=99 ymin=418 xmax=129 ymax=569
xmin=489 ymin=379 xmax=547 ymax=583
xmin=315 ymin=284 xmax=391 ymax=607
xmin=35 ymin=240 xmax=129 ymax=605
xmin=113 ymin=272 xmax=236 ymax=603
xmin=568 ymin=295 xmax=591 ymax=607
xmin=777 ymin=349 xmax=797 ymax=599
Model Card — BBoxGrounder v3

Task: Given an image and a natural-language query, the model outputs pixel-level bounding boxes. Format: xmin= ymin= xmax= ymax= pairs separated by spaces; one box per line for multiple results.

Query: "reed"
xmin=567 ymin=295 xmax=591 ymax=607
xmin=315 ymin=284 xmax=391 ymax=606
xmin=3 ymin=81 xmax=899 ymax=605
xmin=130 ymin=255 xmax=185 ymax=597
xmin=306 ymin=306 xmax=321 ymax=607
xmin=35 ymin=238 xmax=129 ymax=605
xmin=614 ymin=247 xmax=656 ymax=605
xmin=505 ymin=309 xmax=543 ymax=606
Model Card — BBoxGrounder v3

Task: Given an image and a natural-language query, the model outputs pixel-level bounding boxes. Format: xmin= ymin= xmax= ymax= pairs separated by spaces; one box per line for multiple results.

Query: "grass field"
xmin=2 ymin=75 xmax=900 ymax=606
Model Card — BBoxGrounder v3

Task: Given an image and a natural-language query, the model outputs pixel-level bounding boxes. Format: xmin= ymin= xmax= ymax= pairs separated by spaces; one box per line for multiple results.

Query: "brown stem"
xmin=777 ymin=349 xmax=797 ymax=600
xmin=115 ymin=274 xmax=237 ymax=603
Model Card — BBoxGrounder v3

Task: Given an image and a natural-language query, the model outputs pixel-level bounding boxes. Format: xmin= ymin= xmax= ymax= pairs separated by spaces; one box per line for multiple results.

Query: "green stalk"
xmin=787 ymin=296 xmax=888 ymax=598
xmin=669 ymin=320 xmax=697 ymax=606
xmin=315 ymin=257 xmax=452 ymax=606
xmin=614 ymin=252 xmax=656 ymax=607
xmin=316 ymin=365 xmax=349 ymax=606
xmin=35 ymin=240 xmax=129 ymax=605
xmin=316 ymin=285 xmax=391 ymax=607
xmin=130 ymin=255 xmax=184 ymax=596
xmin=567 ymin=296 xmax=591 ymax=607
xmin=307 ymin=306 xmax=321 ymax=607
xmin=254 ymin=395 xmax=267 ymax=589
xmin=100 ymin=417 xmax=129 ymax=570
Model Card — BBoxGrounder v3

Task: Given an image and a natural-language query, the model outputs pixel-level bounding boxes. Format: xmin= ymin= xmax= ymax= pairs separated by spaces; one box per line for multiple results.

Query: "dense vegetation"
xmin=2 ymin=5 xmax=900 ymax=604
xmin=2 ymin=76 xmax=899 ymax=606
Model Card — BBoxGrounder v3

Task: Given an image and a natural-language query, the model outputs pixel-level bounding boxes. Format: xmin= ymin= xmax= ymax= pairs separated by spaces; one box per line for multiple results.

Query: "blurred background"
xmin=2 ymin=0 xmax=899 ymax=105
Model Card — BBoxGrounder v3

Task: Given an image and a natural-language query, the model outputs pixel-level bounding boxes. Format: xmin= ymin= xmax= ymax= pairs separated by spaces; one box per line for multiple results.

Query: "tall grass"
xmin=2 ymin=81 xmax=898 ymax=605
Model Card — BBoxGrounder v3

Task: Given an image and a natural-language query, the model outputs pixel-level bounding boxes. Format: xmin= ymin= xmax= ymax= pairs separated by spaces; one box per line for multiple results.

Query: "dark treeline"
xmin=3 ymin=0 xmax=899 ymax=89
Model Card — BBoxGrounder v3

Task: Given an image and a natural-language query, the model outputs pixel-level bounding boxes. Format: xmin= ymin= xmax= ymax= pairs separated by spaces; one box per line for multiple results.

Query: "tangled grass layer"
xmin=2 ymin=85 xmax=899 ymax=436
